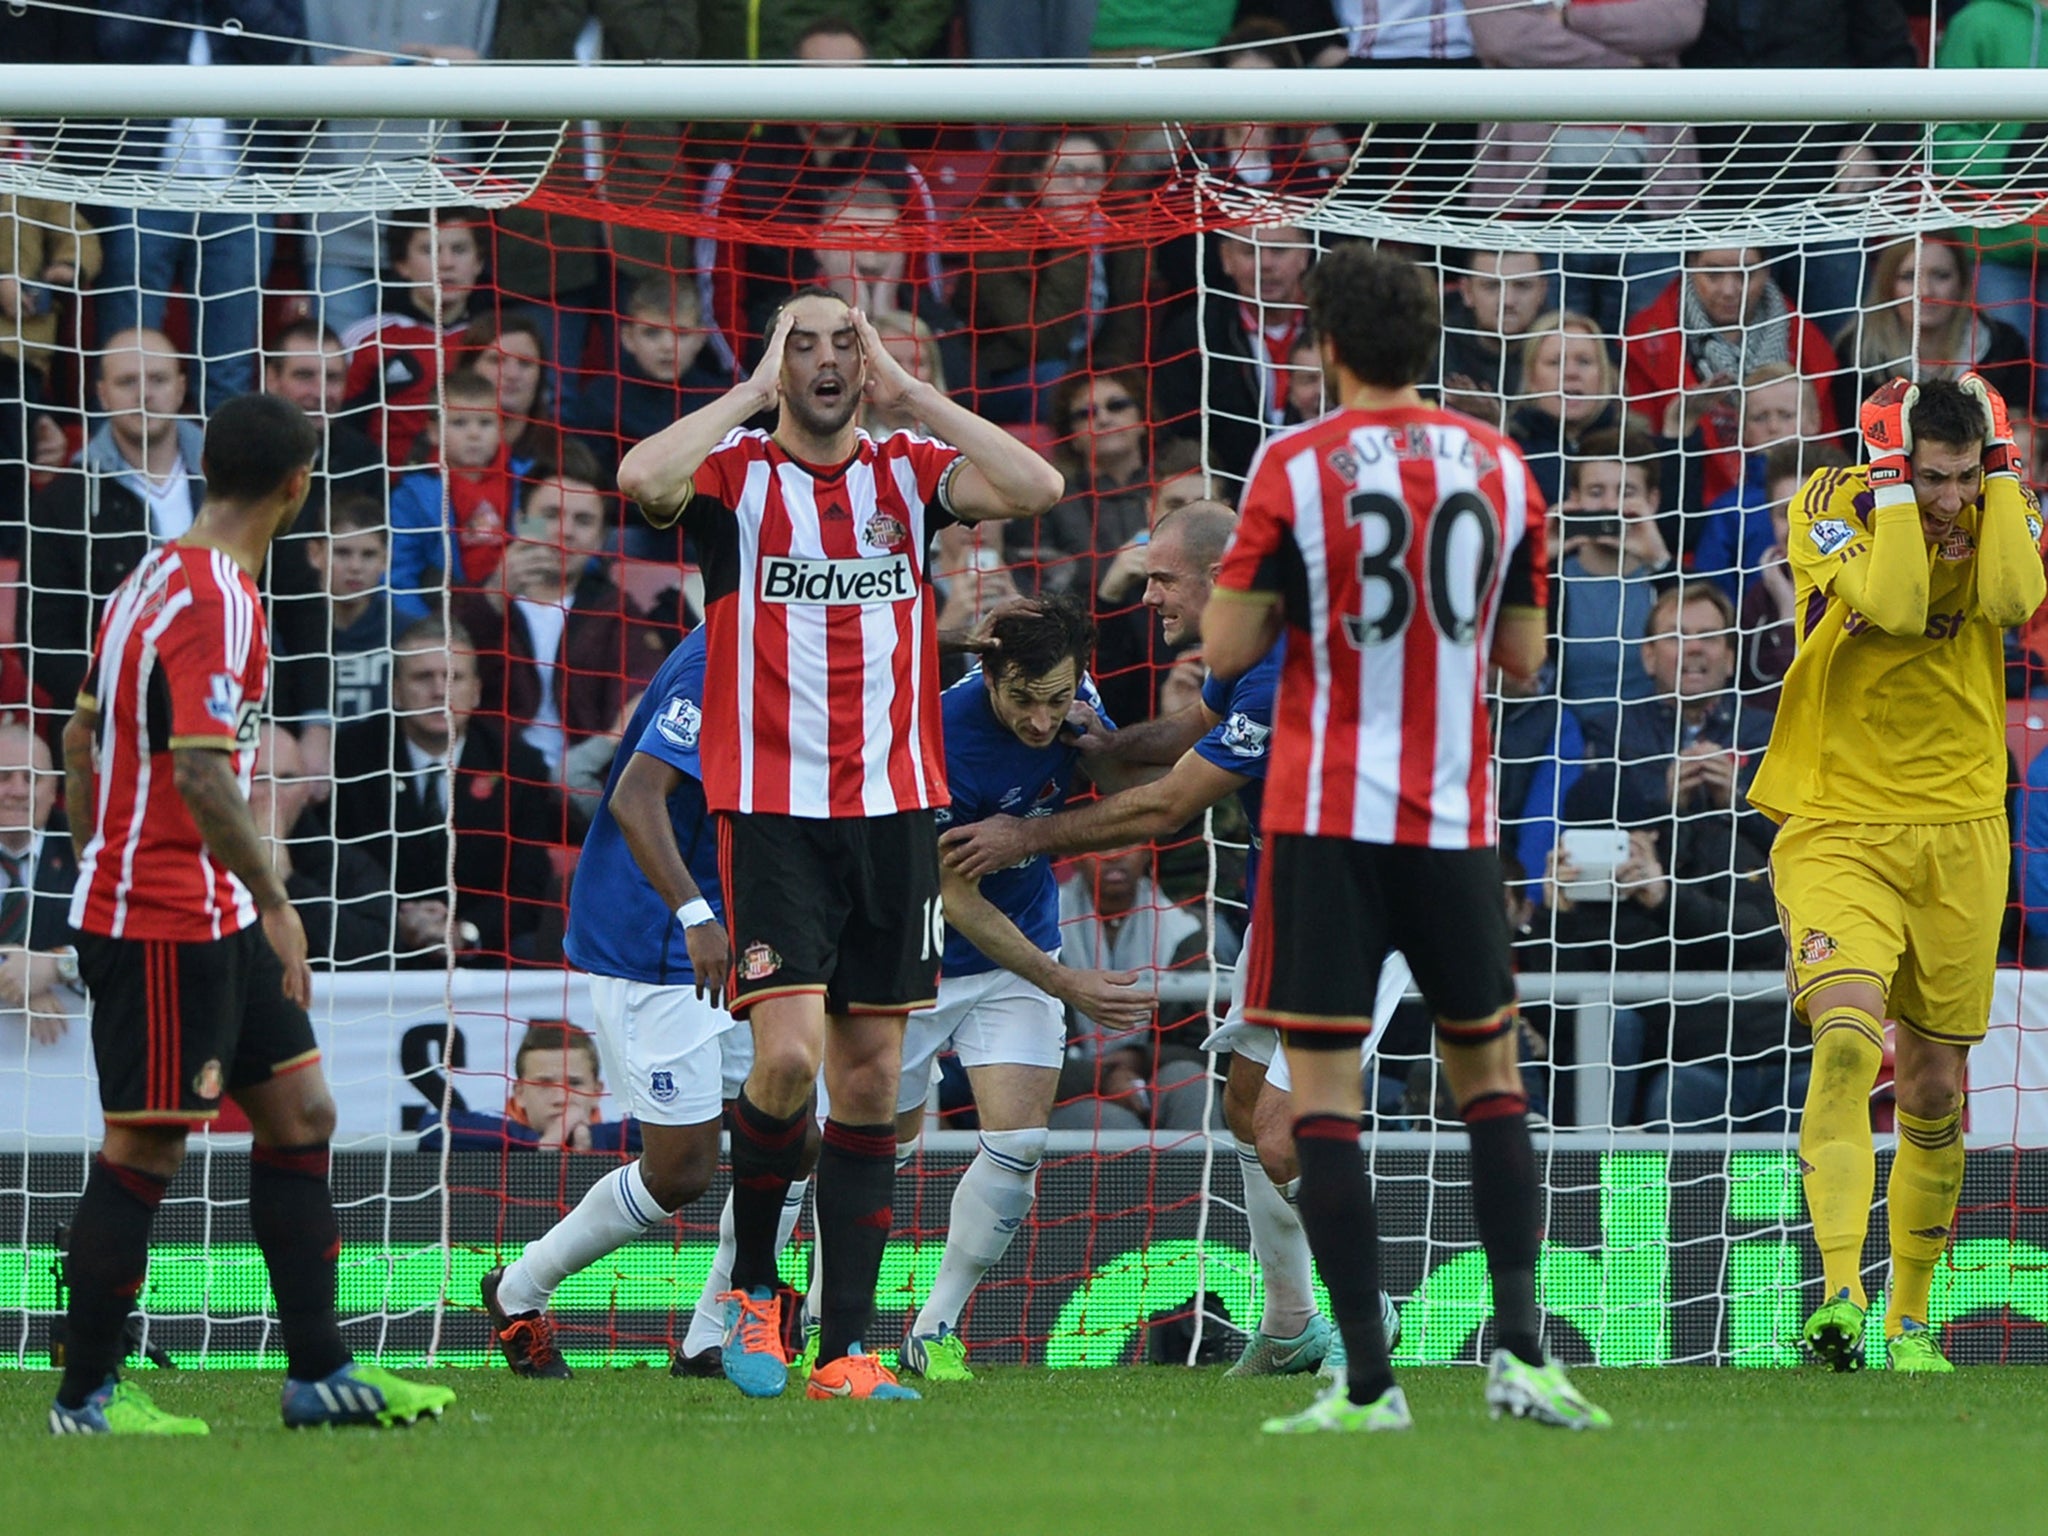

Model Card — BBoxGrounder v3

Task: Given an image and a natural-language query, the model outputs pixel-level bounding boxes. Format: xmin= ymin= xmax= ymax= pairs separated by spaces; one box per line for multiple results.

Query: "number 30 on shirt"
xmin=1344 ymin=488 xmax=1501 ymax=649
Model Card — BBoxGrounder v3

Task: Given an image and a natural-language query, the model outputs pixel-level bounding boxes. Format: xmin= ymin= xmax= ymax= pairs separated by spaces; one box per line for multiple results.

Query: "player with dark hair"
xmin=942 ymin=502 xmax=1405 ymax=1383
xmin=1203 ymin=242 xmax=1608 ymax=1433
xmin=51 ymin=394 xmax=453 ymax=1434
xmin=1751 ymin=374 xmax=2047 ymax=1372
xmin=893 ymin=595 xmax=1154 ymax=1381
xmin=618 ymin=288 xmax=1061 ymax=1401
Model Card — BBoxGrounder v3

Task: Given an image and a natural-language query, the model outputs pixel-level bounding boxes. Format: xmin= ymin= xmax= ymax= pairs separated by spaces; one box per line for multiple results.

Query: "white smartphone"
xmin=1558 ymin=827 xmax=1631 ymax=904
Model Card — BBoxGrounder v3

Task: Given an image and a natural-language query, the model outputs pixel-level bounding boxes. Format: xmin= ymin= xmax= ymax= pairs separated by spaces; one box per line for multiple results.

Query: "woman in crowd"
xmin=1509 ymin=310 xmax=1624 ymax=511
xmin=960 ymin=128 xmax=1147 ymax=422
xmin=465 ymin=312 xmax=560 ymax=468
xmin=1830 ymin=235 xmax=2032 ymax=427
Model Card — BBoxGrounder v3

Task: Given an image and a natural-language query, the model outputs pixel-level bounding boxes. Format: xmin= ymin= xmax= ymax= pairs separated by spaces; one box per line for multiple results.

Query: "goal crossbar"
xmin=2 ymin=64 xmax=2046 ymax=125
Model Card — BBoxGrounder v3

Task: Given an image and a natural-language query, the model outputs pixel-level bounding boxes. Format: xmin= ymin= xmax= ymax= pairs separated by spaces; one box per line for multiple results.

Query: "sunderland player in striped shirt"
xmin=618 ymin=289 xmax=1062 ymax=1401
xmin=49 ymin=394 xmax=452 ymax=1435
xmin=1749 ymin=376 xmax=2046 ymax=1372
xmin=1204 ymin=244 xmax=1609 ymax=1434
xmin=480 ymin=626 xmax=814 ymax=1379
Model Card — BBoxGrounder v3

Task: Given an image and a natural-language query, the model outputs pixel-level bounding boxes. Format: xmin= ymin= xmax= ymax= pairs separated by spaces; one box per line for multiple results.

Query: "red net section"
xmin=511 ymin=122 xmax=1336 ymax=252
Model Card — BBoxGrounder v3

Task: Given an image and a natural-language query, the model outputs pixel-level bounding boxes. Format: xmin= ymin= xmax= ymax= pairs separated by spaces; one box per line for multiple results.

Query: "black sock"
xmin=729 ymin=1089 xmax=807 ymax=1295
xmin=813 ymin=1119 xmax=897 ymax=1366
xmin=249 ymin=1143 xmax=353 ymax=1382
xmin=57 ymin=1157 xmax=167 ymax=1409
xmin=1291 ymin=1115 xmax=1394 ymax=1405
xmin=1464 ymin=1092 xmax=1544 ymax=1365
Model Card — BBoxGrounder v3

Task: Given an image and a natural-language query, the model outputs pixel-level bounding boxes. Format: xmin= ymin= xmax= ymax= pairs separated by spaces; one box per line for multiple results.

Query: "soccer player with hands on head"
xmin=619 ymin=286 xmax=1060 ymax=1403
xmin=1750 ymin=369 xmax=2046 ymax=1373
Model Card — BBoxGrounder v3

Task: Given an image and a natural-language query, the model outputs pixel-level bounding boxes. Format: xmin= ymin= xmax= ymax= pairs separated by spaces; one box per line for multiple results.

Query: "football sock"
xmin=496 ymin=1160 xmax=665 ymax=1318
xmin=814 ymin=1119 xmax=897 ymax=1365
xmin=685 ymin=1178 xmax=808 ymax=1356
xmin=1799 ymin=1007 xmax=1885 ymax=1308
xmin=914 ymin=1128 xmax=1044 ymax=1336
xmin=1887 ymin=1104 xmax=1964 ymax=1337
xmin=1463 ymin=1093 xmax=1544 ymax=1366
xmin=1236 ymin=1136 xmax=1316 ymax=1337
xmin=250 ymin=1143 xmax=352 ymax=1382
xmin=56 ymin=1156 xmax=167 ymax=1409
xmin=729 ymin=1088 xmax=808 ymax=1294
xmin=1291 ymin=1115 xmax=1394 ymax=1405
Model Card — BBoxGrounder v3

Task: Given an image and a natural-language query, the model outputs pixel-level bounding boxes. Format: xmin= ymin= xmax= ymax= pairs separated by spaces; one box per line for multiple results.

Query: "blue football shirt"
xmin=1195 ymin=635 xmax=1283 ymax=911
xmin=564 ymin=628 xmax=723 ymax=986
xmin=937 ymin=668 xmax=1109 ymax=978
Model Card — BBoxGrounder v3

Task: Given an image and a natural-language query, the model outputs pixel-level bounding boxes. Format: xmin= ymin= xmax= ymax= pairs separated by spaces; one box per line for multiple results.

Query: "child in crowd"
xmin=568 ymin=273 xmax=730 ymax=482
xmin=271 ymin=493 xmax=397 ymax=784
xmin=388 ymin=368 xmax=514 ymax=626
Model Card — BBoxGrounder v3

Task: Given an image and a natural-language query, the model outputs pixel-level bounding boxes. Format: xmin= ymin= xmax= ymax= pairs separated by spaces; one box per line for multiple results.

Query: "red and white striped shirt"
xmin=1213 ymin=407 xmax=1547 ymax=848
xmin=682 ymin=428 xmax=961 ymax=818
xmin=70 ymin=545 xmax=266 ymax=941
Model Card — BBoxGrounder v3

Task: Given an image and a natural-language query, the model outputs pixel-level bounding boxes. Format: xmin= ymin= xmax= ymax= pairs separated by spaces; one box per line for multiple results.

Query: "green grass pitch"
xmin=6 ymin=1366 xmax=2046 ymax=1535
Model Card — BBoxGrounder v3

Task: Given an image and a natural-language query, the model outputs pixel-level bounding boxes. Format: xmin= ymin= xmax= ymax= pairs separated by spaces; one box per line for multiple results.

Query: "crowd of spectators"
xmin=2 ymin=0 xmax=2046 ymax=1137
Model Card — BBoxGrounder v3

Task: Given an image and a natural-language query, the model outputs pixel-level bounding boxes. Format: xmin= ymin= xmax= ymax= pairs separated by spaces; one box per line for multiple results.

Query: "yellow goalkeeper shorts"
xmin=1768 ymin=813 xmax=2006 ymax=1045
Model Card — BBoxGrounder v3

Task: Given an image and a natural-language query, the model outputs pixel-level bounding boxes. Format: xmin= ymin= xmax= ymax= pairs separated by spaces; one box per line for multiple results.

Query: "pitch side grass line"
xmin=6 ymin=1368 xmax=2045 ymax=1536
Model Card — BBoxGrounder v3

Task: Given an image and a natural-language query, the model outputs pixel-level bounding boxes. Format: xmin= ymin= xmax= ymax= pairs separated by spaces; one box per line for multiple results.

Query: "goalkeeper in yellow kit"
xmin=1748 ymin=373 xmax=2046 ymax=1372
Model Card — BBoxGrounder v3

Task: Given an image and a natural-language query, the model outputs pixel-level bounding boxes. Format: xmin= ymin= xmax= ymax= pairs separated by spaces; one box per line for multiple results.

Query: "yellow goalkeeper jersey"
xmin=1747 ymin=463 xmax=2047 ymax=826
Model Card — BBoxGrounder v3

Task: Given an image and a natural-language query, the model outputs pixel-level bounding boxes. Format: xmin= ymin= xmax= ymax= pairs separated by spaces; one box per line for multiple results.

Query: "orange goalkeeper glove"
xmin=1959 ymin=371 xmax=2023 ymax=480
xmin=1860 ymin=377 xmax=1920 ymax=511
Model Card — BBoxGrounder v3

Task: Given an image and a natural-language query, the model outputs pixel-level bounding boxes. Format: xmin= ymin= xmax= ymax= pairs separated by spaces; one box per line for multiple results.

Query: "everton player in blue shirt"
xmin=894 ymin=596 xmax=1157 ymax=1382
xmin=941 ymin=503 xmax=1405 ymax=1382
xmin=480 ymin=628 xmax=808 ymax=1378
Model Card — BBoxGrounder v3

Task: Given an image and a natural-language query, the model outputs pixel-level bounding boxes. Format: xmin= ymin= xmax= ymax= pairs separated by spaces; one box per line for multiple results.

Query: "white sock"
xmin=684 ymin=1177 xmax=810 ymax=1356
xmin=497 ymin=1160 xmax=666 ymax=1317
xmin=912 ymin=1128 xmax=1044 ymax=1337
xmin=1238 ymin=1137 xmax=1315 ymax=1338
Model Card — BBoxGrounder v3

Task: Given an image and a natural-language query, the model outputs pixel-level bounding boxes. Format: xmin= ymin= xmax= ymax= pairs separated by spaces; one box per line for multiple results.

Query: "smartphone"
xmin=1558 ymin=827 xmax=1631 ymax=904
xmin=1561 ymin=510 xmax=1620 ymax=544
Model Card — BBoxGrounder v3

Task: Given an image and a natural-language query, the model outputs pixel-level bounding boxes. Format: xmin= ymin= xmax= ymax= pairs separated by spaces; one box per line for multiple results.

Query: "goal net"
xmin=3 ymin=50 xmax=2047 ymax=1374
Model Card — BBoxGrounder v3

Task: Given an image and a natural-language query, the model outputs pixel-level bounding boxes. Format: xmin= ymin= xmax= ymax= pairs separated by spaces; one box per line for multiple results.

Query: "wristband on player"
xmin=676 ymin=898 xmax=716 ymax=929
xmin=1860 ymin=378 xmax=1919 ymax=510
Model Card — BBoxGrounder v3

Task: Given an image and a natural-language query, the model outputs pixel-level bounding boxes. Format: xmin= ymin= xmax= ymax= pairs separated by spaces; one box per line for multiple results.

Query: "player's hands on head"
xmin=685 ymin=919 xmax=732 ymax=1011
xmin=851 ymin=308 xmax=921 ymax=414
xmin=1959 ymin=371 xmax=2023 ymax=478
xmin=1861 ymin=377 xmax=1920 ymax=503
xmin=940 ymin=813 xmax=1032 ymax=880
xmin=261 ymin=901 xmax=313 ymax=1009
xmin=748 ymin=308 xmax=797 ymax=413
xmin=1061 ymin=967 xmax=1155 ymax=1028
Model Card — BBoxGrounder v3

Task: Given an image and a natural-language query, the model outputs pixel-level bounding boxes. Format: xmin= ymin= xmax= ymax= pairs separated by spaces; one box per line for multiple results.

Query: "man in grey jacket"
xmin=25 ymin=329 xmax=206 ymax=738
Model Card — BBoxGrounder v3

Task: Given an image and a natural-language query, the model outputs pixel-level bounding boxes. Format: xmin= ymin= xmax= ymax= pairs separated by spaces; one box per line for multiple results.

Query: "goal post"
xmin=4 ymin=60 xmax=2048 ymax=1373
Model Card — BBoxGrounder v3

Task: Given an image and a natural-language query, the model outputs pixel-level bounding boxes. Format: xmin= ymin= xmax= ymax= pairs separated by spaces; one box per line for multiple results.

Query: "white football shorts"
xmin=1264 ymin=948 xmax=1411 ymax=1095
xmin=895 ymin=962 xmax=1068 ymax=1116
xmin=1200 ymin=913 xmax=1279 ymax=1067
xmin=587 ymin=973 xmax=738 ymax=1127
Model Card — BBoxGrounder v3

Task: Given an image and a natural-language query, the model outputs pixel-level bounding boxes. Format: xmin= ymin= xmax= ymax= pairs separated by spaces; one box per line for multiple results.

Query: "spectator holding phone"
xmin=1552 ymin=424 xmax=1675 ymax=733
